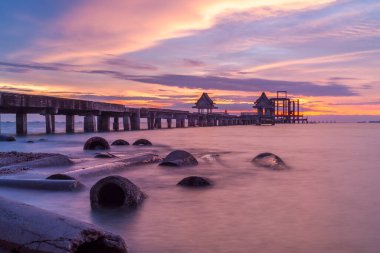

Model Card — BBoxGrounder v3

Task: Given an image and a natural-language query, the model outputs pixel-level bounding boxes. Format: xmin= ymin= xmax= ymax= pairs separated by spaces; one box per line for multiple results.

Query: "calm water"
xmin=0 ymin=123 xmax=380 ymax=253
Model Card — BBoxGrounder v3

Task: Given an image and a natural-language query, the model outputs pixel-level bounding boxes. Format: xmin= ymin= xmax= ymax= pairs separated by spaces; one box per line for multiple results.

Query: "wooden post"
xmin=113 ymin=116 xmax=119 ymax=131
xmin=131 ymin=110 xmax=140 ymax=130
xmin=84 ymin=115 xmax=96 ymax=132
xmin=167 ymin=118 xmax=172 ymax=128
xmin=155 ymin=118 xmax=162 ymax=129
xmin=97 ymin=115 xmax=110 ymax=132
xmin=176 ymin=119 xmax=181 ymax=128
xmin=51 ymin=115 xmax=55 ymax=133
xmin=45 ymin=114 xmax=52 ymax=134
xmin=123 ymin=114 xmax=130 ymax=131
xmin=16 ymin=113 xmax=27 ymax=135
xmin=66 ymin=115 xmax=75 ymax=133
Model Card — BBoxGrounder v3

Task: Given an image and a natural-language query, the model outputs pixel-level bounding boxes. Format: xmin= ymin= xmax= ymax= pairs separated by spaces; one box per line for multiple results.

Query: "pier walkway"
xmin=0 ymin=92 xmax=257 ymax=135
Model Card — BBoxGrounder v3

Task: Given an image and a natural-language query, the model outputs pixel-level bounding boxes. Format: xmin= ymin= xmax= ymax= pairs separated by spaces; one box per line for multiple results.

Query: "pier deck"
xmin=0 ymin=92 xmax=258 ymax=135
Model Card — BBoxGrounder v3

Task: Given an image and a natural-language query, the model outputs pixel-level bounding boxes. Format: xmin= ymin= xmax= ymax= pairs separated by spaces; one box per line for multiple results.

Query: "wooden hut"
xmin=253 ymin=92 xmax=275 ymax=125
xmin=193 ymin=93 xmax=218 ymax=114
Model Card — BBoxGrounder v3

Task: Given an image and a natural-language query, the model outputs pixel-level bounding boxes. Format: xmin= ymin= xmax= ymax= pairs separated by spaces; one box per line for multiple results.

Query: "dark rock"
xmin=177 ymin=176 xmax=211 ymax=187
xmin=111 ymin=139 xmax=129 ymax=146
xmin=95 ymin=153 xmax=116 ymax=158
xmin=133 ymin=139 xmax=152 ymax=146
xmin=0 ymin=135 xmax=15 ymax=142
xmin=27 ymin=140 xmax=34 ymax=143
xmin=0 ymin=196 xmax=127 ymax=253
xmin=252 ymin=152 xmax=288 ymax=170
xmin=46 ymin=174 xmax=76 ymax=180
xmin=160 ymin=150 xmax=198 ymax=167
xmin=90 ymin=176 xmax=145 ymax=209
xmin=84 ymin=137 xmax=110 ymax=150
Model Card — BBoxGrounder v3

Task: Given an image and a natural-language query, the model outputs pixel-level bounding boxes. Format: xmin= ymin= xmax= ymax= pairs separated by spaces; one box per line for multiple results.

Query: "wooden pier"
xmin=0 ymin=90 xmax=308 ymax=135
xmin=0 ymin=92 xmax=257 ymax=135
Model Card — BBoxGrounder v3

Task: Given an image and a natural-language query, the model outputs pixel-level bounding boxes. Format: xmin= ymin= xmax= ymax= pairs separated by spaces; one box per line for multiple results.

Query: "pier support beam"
xmin=65 ymin=115 xmax=75 ymax=133
xmin=155 ymin=118 xmax=162 ymax=129
xmin=84 ymin=115 xmax=96 ymax=133
xmin=123 ymin=115 xmax=130 ymax=131
xmin=181 ymin=119 xmax=185 ymax=128
xmin=45 ymin=114 xmax=53 ymax=134
xmin=16 ymin=112 xmax=27 ymax=135
xmin=131 ymin=110 xmax=140 ymax=131
xmin=51 ymin=115 xmax=55 ymax=133
xmin=113 ymin=116 xmax=119 ymax=131
xmin=176 ymin=119 xmax=181 ymax=128
xmin=98 ymin=115 xmax=110 ymax=132
xmin=167 ymin=119 xmax=172 ymax=128
xmin=147 ymin=117 xmax=154 ymax=130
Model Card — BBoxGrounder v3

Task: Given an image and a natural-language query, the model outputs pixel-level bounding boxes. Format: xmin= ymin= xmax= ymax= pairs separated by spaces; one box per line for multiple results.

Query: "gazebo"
xmin=253 ymin=92 xmax=275 ymax=125
xmin=193 ymin=93 xmax=218 ymax=114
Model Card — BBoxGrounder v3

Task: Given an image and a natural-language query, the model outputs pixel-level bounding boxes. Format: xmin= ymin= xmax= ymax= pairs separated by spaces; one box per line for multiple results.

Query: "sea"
xmin=0 ymin=122 xmax=380 ymax=253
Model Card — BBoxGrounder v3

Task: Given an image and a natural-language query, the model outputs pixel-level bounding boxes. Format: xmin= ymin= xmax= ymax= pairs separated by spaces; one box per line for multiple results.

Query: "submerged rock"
xmin=0 ymin=154 xmax=73 ymax=174
xmin=160 ymin=150 xmax=198 ymax=167
xmin=252 ymin=152 xmax=288 ymax=170
xmin=95 ymin=152 xmax=116 ymax=158
xmin=111 ymin=139 xmax=130 ymax=146
xmin=177 ymin=176 xmax=211 ymax=187
xmin=201 ymin=153 xmax=220 ymax=162
xmin=0 ymin=135 xmax=15 ymax=142
xmin=133 ymin=139 xmax=152 ymax=146
xmin=90 ymin=176 xmax=146 ymax=209
xmin=84 ymin=136 xmax=110 ymax=150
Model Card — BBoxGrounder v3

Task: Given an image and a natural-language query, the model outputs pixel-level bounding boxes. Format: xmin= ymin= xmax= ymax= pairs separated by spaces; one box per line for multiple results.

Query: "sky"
xmin=0 ymin=0 xmax=380 ymax=121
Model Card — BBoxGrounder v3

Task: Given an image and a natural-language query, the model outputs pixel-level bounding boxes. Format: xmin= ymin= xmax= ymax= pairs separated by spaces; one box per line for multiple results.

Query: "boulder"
xmin=111 ymin=139 xmax=130 ymax=146
xmin=132 ymin=139 xmax=152 ymax=146
xmin=177 ymin=176 xmax=211 ymax=187
xmin=0 ymin=135 xmax=15 ymax=142
xmin=0 ymin=196 xmax=127 ymax=253
xmin=90 ymin=176 xmax=146 ymax=209
xmin=160 ymin=150 xmax=198 ymax=167
xmin=252 ymin=152 xmax=288 ymax=170
xmin=84 ymin=137 xmax=110 ymax=150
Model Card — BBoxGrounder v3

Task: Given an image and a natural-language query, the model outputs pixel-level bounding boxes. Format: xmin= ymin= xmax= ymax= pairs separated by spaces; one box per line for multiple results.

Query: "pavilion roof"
xmin=253 ymin=92 xmax=274 ymax=108
xmin=192 ymin=93 xmax=218 ymax=109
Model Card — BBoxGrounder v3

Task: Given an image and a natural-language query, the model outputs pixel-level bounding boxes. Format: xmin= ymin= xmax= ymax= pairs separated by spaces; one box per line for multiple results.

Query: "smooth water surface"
xmin=0 ymin=124 xmax=380 ymax=253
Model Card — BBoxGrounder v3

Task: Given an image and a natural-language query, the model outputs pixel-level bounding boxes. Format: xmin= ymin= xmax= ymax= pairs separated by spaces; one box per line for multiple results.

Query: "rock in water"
xmin=90 ymin=176 xmax=146 ymax=209
xmin=133 ymin=139 xmax=152 ymax=146
xmin=160 ymin=150 xmax=198 ymax=167
xmin=177 ymin=176 xmax=211 ymax=187
xmin=84 ymin=137 xmax=110 ymax=150
xmin=252 ymin=152 xmax=288 ymax=170
xmin=95 ymin=152 xmax=116 ymax=158
xmin=112 ymin=139 xmax=130 ymax=146
xmin=0 ymin=196 xmax=127 ymax=253
xmin=0 ymin=135 xmax=15 ymax=142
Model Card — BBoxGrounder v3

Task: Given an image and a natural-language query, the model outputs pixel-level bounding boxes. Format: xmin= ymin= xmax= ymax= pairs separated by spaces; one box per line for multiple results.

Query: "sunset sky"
xmin=1 ymin=0 xmax=380 ymax=121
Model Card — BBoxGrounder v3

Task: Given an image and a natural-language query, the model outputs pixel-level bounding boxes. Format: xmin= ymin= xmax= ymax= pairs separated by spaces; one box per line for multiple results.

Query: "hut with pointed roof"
xmin=253 ymin=92 xmax=275 ymax=125
xmin=193 ymin=93 xmax=218 ymax=114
